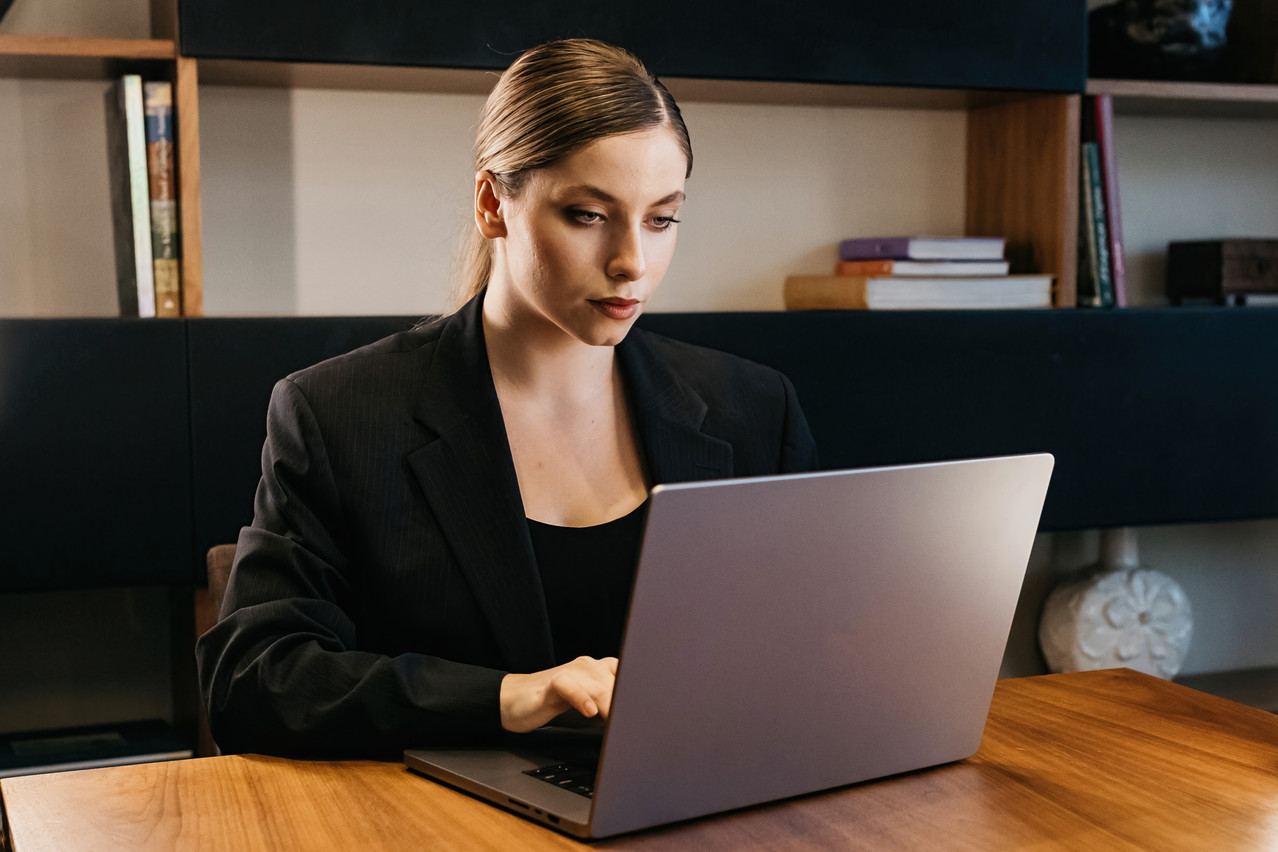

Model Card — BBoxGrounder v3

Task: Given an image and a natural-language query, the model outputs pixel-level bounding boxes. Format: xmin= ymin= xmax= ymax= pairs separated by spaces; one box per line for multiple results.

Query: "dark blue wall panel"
xmin=179 ymin=1 xmax=1086 ymax=92
xmin=0 ymin=320 xmax=191 ymax=591
xmin=638 ymin=308 xmax=1278 ymax=531
xmin=7 ymin=305 xmax=1275 ymax=590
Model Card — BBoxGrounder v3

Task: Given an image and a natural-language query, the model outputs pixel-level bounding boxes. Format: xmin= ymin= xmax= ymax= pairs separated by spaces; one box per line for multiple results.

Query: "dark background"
xmin=178 ymin=0 xmax=1087 ymax=93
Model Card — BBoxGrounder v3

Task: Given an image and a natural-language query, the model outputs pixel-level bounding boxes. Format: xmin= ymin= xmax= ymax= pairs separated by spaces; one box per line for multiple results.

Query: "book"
xmin=1079 ymin=142 xmax=1114 ymax=308
xmin=144 ymin=81 xmax=182 ymax=318
xmin=835 ymin=258 xmax=1010 ymax=277
xmin=784 ymin=274 xmax=1054 ymax=311
xmin=839 ymin=235 xmax=1006 ymax=262
xmin=1076 ymin=147 xmax=1099 ymax=307
xmin=105 ymin=74 xmax=156 ymax=318
xmin=1091 ymin=94 xmax=1127 ymax=307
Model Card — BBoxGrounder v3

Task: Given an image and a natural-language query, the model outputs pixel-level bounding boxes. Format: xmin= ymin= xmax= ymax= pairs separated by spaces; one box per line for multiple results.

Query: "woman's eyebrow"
xmin=562 ymin=185 xmax=686 ymax=207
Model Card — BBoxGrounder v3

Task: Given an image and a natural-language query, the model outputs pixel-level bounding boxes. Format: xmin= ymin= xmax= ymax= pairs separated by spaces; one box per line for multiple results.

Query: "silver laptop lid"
xmin=588 ymin=453 xmax=1053 ymax=837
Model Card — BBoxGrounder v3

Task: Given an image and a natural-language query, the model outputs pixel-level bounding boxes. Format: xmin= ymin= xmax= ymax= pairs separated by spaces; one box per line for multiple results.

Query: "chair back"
xmin=195 ymin=544 xmax=236 ymax=756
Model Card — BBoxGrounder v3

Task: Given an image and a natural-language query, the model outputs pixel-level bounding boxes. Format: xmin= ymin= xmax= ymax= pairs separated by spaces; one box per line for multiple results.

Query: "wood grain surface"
xmin=966 ymin=93 xmax=1079 ymax=308
xmin=4 ymin=670 xmax=1277 ymax=851
xmin=174 ymin=54 xmax=203 ymax=317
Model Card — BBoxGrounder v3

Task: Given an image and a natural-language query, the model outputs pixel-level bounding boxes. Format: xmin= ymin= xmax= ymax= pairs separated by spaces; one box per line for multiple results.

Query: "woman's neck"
xmin=481 ymin=295 xmax=617 ymax=406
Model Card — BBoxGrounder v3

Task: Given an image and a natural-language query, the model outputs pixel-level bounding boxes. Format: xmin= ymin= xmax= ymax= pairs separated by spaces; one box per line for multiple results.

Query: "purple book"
xmin=839 ymin=236 xmax=1006 ymax=262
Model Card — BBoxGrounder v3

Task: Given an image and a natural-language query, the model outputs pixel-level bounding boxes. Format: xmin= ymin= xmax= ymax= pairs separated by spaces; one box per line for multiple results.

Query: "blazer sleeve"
xmin=195 ymin=378 xmax=505 ymax=759
xmin=777 ymin=372 xmax=819 ymax=474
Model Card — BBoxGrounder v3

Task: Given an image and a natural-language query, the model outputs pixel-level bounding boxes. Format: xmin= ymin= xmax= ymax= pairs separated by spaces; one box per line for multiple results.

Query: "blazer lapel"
xmin=401 ymin=308 xmax=729 ymax=674
xmin=405 ymin=297 xmax=555 ymax=673
xmin=619 ymin=330 xmax=734 ymax=484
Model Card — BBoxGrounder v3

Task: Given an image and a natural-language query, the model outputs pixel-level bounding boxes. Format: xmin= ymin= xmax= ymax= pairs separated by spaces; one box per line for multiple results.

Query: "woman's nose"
xmin=606 ymin=226 xmax=647 ymax=282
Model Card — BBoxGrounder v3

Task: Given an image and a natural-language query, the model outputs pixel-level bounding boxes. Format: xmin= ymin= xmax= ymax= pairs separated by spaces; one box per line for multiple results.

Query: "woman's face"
xmin=481 ymin=128 xmax=688 ymax=348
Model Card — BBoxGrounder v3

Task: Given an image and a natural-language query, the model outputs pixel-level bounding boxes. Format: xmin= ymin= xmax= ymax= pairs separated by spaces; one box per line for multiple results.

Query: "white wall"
xmin=198 ymin=88 xmax=968 ymax=316
xmin=1115 ymin=114 xmax=1278 ymax=305
xmin=0 ymin=0 xmax=149 ymax=39
xmin=1004 ymin=522 xmax=1278 ymax=678
xmin=0 ymin=79 xmax=120 ymax=317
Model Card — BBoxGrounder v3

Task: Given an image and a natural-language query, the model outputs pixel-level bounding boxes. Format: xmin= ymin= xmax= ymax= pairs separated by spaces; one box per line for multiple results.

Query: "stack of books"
xmin=783 ymin=236 xmax=1055 ymax=310
xmin=106 ymin=74 xmax=182 ymax=318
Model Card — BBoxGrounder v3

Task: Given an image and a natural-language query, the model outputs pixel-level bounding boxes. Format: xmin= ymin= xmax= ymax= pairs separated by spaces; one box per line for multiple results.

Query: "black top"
xmin=528 ymin=501 xmax=648 ymax=665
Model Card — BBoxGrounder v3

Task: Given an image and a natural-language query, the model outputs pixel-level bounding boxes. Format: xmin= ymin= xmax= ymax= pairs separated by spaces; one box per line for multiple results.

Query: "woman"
xmin=196 ymin=38 xmax=817 ymax=758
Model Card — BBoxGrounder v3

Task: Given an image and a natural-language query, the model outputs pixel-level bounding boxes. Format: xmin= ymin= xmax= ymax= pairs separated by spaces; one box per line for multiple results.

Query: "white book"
xmin=105 ymin=74 xmax=156 ymax=317
xmin=785 ymin=274 xmax=1055 ymax=310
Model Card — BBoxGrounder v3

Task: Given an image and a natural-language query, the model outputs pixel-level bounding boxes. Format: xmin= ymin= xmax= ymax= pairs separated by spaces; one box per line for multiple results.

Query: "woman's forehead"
xmin=533 ymin=130 xmax=688 ymax=200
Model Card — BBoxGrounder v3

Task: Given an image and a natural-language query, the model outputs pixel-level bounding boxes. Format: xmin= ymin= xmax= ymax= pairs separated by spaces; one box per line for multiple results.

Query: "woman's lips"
xmin=590 ymin=298 xmax=640 ymax=321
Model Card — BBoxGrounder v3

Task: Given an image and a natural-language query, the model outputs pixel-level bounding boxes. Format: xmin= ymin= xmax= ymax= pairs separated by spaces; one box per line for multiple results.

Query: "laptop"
xmin=404 ymin=453 xmax=1054 ymax=839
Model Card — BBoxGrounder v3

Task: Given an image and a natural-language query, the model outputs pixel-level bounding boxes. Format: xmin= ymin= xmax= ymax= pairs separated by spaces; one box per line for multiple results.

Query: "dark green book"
xmin=1081 ymin=142 xmax=1114 ymax=308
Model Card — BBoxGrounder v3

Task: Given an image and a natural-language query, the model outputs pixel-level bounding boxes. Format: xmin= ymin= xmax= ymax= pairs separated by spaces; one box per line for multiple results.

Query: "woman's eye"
xmin=569 ymin=210 xmax=604 ymax=225
xmin=652 ymin=216 xmax=681 ymax=231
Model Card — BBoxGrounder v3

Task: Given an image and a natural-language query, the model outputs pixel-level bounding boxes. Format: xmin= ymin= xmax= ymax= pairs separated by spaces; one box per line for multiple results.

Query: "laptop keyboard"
xmin=523 ymin=762 xmax=597 ymax=798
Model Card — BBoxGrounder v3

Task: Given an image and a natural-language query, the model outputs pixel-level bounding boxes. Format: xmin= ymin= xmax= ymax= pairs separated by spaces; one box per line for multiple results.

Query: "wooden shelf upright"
xmin=967 ymin=94 xmax=1081 ymax=308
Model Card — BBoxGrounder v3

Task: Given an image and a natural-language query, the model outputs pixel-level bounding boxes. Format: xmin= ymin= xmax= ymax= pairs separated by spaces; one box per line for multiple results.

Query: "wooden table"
xmin=3 ymin=669 xmax=1277 ymax=851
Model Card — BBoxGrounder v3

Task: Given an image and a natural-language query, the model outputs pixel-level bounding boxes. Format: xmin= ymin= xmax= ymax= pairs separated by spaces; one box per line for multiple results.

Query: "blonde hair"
xmin=452 ymin=39 xmax=693 ymax=309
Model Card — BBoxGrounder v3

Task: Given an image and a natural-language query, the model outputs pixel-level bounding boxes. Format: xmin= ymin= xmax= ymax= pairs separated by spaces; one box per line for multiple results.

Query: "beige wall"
xmin=1116 ymin=114 xmax=1278 ymax=305
xmin=197 ymin=88 xmax=969 ymax=316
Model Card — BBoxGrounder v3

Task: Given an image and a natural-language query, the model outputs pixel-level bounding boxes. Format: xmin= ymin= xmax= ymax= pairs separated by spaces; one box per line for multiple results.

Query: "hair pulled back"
xmin=453 ymin=39 xmax=692 ymax=308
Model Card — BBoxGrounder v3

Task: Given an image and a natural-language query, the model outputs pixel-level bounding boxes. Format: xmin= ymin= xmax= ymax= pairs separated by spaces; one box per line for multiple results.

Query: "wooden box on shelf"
xmin=1167 ymin=238 xmax=1278 ymax=304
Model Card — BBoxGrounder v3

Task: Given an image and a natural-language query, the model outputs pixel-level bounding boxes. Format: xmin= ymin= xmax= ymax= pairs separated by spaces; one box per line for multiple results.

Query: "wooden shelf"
xmin=1089 ymin=78 xmax=1278 ymax=118
xmin=0 ymin=34 xmax=175 ymax=80
xmin=195 ymin=56 xmax=1042 ymax=111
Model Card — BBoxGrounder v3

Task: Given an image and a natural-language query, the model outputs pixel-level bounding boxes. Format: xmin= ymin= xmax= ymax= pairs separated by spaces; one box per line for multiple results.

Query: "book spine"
xmin=144 ymin=81 xmax=181 ymax=318
xmin=1093 ymin=95 xmax=1127 ymax=307
xmin=1077 ymin=143 xmax=1100 ymax=307
xmin=105 ymin=75 xmax=156 ymax=318
xmin=784 ymin=275 xmax=870 ymax=310
xmin=839 ymin=237 xmax=910 ymax=261
xmin=835 ymin=260 xmax=895 ymax=276
xmin=1083 ymin=143 xmax=1114 ymax=308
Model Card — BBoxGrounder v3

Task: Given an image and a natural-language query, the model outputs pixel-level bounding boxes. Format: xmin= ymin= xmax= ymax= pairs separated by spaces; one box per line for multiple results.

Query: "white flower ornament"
xmin=1040 ymin=566 xmax=1193 ymax=679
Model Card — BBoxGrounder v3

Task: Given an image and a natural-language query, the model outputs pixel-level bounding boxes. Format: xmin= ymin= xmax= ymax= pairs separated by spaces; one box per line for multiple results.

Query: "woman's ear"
xmin=474 ymin=171 xmax=507 ymax=239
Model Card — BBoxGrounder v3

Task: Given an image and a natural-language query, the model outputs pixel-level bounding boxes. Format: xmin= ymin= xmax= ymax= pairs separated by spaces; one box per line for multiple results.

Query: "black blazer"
xmin=196 ymin=293 xmax=817 ymax=758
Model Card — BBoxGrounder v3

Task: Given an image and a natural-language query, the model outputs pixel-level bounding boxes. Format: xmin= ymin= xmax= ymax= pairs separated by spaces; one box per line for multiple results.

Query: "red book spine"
xmin=1093 ymin=94 xmax=1127 ymax=307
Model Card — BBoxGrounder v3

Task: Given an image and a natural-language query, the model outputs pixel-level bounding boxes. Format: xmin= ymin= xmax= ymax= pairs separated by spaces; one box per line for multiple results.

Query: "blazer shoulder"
xmin=284 ymin=318 xmax=446 ymax=396
xmin=632 ymin=328 xmax=792 ymax=403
